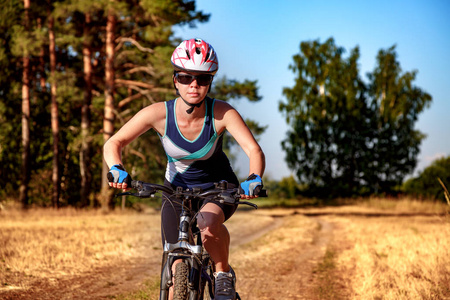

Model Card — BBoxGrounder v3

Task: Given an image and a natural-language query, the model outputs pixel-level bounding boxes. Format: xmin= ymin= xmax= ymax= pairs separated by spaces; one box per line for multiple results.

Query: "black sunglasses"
xmin=175 ymin=73 xmax=213 ymax=86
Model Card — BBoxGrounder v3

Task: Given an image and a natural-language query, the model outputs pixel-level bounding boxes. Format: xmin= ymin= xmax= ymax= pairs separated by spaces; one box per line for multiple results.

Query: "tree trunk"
xmin=37 ymin=17 xmax=46 ymax=91
xmin=101 ymin=10 xmax=116 ymax=210
xmin=19 ymin=0 xmax=31 ymax=209
xmin=49 ymin=15 xmax=60 ymax=209
xmin=80 ymin=13 xmax=92 ymax=207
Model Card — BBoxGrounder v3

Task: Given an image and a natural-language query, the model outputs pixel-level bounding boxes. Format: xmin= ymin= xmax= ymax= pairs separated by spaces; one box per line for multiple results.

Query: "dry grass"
xmin=0 ymin=208 xmax=162 ymax=288
xmin=330 ymin=215 xmax=450 ymax=299
xmin=359 ymin=196 xmax=450 ymax=215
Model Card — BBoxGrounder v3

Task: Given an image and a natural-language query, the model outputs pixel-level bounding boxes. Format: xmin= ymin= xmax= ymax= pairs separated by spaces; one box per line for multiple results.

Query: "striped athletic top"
xmin=159 ymin=97 xmax=238 ymax=188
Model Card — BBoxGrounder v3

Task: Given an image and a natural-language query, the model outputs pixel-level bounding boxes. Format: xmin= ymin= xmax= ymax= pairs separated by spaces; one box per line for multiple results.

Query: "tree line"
xmin=0 ymin=0 xmax=263 ymax=209
xmin=1 ymin=1 xmax=437 ymax=207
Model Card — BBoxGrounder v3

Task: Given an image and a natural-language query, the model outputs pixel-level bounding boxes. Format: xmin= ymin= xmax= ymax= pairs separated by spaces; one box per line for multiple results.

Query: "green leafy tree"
xmin=280 ymin=38 xmax=431 ymax=198
xmin=403 ymin=156 xmax=450 ymax=201
xmin=279 ymin=38 xmax=371 ymax=198
xmin=366 ymin=46 xmax=432 ymax=193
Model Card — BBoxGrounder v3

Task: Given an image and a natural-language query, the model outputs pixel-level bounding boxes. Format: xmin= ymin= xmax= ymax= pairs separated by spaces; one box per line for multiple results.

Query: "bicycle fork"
xmin=159 ymin=205 xmax=204 ymax=299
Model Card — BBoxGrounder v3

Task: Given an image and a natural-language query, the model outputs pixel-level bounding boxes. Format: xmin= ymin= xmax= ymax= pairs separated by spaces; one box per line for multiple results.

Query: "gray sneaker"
xmin=214 ymin=266 xmax=236 ymax=300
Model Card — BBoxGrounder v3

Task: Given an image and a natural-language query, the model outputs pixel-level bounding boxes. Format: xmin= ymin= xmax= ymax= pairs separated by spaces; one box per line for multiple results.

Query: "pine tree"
xmin=19 ymin=0 xmax=31 ymax=208
xmin=48 ymin=6 xmax=60 ymax=208
xmin=0 ymin=0 xmax=265 ymax=208
xmin=80 ymin=12 xmax=93 ymax=207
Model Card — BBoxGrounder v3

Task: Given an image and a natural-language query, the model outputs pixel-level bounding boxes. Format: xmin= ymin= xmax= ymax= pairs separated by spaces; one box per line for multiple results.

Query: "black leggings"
xmin=160 ymin=181 xmax=238 ymax=245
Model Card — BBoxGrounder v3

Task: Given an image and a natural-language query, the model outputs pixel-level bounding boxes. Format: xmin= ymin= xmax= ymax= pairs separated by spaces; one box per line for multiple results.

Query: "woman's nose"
xmin=190 ymin=80 xmax=199 ymax=87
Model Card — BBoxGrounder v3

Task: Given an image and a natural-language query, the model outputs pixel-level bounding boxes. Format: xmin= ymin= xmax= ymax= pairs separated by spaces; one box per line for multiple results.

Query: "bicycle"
xmin=116 ymin=179 xmax=265 ymax=300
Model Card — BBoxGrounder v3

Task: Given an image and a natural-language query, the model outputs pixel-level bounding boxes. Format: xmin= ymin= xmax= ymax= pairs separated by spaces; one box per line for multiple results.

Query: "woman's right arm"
xmin=103 ymin=102 xmax=166 ymax=189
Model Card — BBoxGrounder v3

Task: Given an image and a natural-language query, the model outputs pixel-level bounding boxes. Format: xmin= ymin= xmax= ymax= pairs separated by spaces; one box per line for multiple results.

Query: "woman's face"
xmin=174 ymin=72 xmax=212 ymax=105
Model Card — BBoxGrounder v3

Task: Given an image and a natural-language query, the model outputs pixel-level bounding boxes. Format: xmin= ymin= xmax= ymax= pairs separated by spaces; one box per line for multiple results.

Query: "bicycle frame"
xmin=159 ymin=195 xmax=213 ymax=300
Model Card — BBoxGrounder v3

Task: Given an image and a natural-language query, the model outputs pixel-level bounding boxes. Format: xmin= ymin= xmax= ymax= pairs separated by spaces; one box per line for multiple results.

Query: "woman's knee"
xmin=198 ymin=211 xmax=221 ymax=234
xmin=197 ymin=204 xmax=225 ymax=234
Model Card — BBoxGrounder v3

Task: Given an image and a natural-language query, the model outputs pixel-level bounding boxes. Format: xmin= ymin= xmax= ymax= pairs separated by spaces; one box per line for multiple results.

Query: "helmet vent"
xmin=185 ymin=50 xmax=191 ymax=59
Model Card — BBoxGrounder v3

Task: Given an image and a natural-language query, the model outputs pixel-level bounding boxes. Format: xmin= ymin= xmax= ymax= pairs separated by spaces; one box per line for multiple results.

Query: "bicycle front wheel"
xmin=173 ymin=260 xmax=189 ymax=300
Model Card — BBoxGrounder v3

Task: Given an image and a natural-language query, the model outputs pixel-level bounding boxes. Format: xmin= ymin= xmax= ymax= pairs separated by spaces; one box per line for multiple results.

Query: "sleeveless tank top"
xmin=159 ymin=97 xmax=238 ymax=188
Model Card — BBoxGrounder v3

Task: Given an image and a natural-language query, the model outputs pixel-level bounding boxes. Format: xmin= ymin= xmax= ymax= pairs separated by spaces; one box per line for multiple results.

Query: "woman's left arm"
xmin=216 ymin=101 xmax=265 ymax=178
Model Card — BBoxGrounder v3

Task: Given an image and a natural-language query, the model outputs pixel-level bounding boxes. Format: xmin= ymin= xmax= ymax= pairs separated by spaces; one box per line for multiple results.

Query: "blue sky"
xmin=174 ymin=0 xmax=450 ymax=180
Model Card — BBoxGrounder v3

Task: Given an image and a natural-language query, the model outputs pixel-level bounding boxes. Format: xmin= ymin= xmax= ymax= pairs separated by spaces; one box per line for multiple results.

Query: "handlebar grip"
xmin=257 ymin=189 xmax=267 ymax=197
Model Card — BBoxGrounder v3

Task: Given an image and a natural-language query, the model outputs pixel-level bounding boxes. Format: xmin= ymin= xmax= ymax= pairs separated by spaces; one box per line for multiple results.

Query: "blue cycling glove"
xmin=107 ymin=164 xmax=132 ymax=185
xmin=240 ymin=174 xmax=263 ymax=196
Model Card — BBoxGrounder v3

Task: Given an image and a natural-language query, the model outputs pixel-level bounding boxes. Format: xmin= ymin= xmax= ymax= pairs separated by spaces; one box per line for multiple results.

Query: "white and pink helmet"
xmin=171 ymin=38 xmax=219 ymax=75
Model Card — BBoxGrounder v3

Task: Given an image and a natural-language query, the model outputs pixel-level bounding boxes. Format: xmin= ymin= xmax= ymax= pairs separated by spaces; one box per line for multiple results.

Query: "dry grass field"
xmin=0 ymin=198 xmax=449 ymax=299
xmin=0 ymin=208 xmax=163 ymax=299
xmin=332 ymin=215 xmax=450 ymax=299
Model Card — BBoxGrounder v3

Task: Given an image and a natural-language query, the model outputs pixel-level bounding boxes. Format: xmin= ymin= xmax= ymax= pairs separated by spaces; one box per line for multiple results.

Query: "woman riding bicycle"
xmin=104 ymin=38 xmax=265 ymax=300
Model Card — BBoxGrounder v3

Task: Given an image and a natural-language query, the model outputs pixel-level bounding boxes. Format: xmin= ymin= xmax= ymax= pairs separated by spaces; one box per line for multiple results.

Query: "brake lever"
xmin=217 ymin=192 xmax=236 ymax=205
xmin=216 ymin=192 xmax=259 ymax=209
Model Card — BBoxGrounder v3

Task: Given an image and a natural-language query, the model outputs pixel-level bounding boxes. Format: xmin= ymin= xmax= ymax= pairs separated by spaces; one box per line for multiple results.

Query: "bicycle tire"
xmin=173 ymin=261 xmax=189 ymax=300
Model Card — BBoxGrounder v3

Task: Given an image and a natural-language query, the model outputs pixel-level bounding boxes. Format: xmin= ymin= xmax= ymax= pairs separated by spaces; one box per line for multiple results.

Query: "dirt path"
xmin=230 ymin=211 xmax=335 ymax=299
xmin=0 ymin=209 xmax=337 ymax=299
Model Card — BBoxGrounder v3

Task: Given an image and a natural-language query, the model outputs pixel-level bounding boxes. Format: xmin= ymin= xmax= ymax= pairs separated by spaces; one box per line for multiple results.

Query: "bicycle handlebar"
xmin=115 ymin=180 xmax=266 ymax=209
